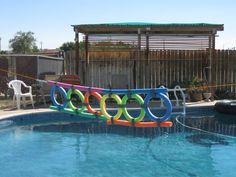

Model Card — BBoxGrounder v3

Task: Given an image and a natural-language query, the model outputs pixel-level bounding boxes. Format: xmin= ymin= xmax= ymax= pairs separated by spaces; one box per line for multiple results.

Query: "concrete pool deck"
xmin=0 ymin=100 xmax=218 ymax=120
xmin=0 ymin=106 xmax=53 ymax=120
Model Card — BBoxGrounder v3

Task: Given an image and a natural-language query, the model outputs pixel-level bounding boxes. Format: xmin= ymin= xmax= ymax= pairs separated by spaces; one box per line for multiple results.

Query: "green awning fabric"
xmin=73 ymin=22 xmax=223 ymax=27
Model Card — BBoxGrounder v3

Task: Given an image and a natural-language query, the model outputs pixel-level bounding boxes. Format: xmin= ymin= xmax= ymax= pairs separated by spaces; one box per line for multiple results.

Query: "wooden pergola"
xmin=72 ymin=22 xmax=224 ymax=87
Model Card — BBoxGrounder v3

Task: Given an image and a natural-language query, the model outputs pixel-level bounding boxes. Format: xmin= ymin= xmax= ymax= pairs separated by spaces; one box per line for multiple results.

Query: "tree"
xmin=9 ymin=31 xmax=38 ymax=53
xmin=60 ymin=42 xmax=75 ymax=52
xmin=32 ymin=45 xmax=39 ymax=53
xmin=60 ymin=41 xmax=85 ymax=52
xmin=0 ymin=50 xmax=7 ymax=54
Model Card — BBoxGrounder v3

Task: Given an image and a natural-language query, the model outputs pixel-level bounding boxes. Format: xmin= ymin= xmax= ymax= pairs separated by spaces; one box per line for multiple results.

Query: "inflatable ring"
xmin=84 ymin=91 xmax=103 ymax=116
xmin=144 ymin=92 xmax=172 ymax=122
xmin=121 ymin=94 xmax=145 ymax=122
xmin=67 ymin=89 xmax=86 ymax=112
xmin=100 ymin=94 xmax=122 ymax=120
xmin=50 ymin=85 xmax=68 ymax=108
xmin=214 ymin=100 xmax=236 ymax=114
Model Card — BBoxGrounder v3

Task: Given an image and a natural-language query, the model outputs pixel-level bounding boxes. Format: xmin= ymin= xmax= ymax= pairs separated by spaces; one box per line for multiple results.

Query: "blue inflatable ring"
xmin=50 ymin=85 xmax=68 ymax=109
xmin=144 ymin=92 xmax=172 ymax=122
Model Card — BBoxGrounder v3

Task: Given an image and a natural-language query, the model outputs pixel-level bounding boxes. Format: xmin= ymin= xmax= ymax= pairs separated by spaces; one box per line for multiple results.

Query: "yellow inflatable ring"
xmin=100 ymin=94 xmax=122 ymax=120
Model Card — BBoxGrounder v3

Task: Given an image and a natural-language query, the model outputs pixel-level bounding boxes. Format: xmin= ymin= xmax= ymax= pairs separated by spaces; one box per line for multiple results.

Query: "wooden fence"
xmin=64 ymin=49 xmax=236 ymax=92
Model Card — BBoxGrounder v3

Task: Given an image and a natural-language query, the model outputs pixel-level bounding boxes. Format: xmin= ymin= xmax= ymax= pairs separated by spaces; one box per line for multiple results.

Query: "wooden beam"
xmin=74 ymin=25 xmax=224 ymax=34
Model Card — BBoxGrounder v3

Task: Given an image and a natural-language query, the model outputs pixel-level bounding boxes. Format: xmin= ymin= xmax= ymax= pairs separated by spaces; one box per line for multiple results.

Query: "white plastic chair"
xmin=8 ymin=80 xmax=34 ymax=109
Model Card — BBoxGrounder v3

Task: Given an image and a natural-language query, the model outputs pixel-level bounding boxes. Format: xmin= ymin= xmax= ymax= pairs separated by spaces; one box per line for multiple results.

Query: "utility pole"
xmin=40 ymin=41 xmax=43 ymax=51
xmin=0 ymin=37 xmax=1 ymax=51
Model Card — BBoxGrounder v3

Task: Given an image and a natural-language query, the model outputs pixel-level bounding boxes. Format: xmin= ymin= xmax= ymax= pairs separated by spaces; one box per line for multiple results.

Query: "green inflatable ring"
xmin=122 ymin=94 xmax=145 ymax=122
xmin=67 ymin=89 xmax=86 ymax=112
xmin=100 ymin=94 xmax=122 ymax=120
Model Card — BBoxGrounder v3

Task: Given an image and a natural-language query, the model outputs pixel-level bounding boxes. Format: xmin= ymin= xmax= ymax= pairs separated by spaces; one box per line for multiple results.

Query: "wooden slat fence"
xmin=64 ymin=49 xmax=236 ymax=92
xmin=214 ymin=50 xmax=236 ymax=92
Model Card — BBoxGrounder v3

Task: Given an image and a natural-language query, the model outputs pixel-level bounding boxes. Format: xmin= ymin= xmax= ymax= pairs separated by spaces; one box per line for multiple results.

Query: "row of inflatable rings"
xmin=50 ymin=86 xmax=144 ymax=122
xmin=50 ymin=86 xmax=172 ymax=122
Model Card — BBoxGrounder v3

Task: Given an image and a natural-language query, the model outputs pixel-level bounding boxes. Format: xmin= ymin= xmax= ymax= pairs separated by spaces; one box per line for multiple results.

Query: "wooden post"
xmin=208 ymin=35 xmax=212 ymax=86
xmin=74 ymin=29 xmax=79 ymax=75
xmin=146 ymin=31 xmax=149 ymax=64
xmin=84 ymin=34 xmax=89 ymax=85
xmin=81 ymin=34 xmax=89 ymax=85
xmin=85 ymin=34 xmax=89 ymax=66
xmin=134 ymin=28 xmax=141 ymax=89
xmin=211 ymin=31 xmax=216 ymax=93
xmin=208 ymin=30 xmax=217 ymax=94
xmin=138 ymin=28 xmax=141 ymax=51
xmin=145 ymin=29 xmax=150 ymax=88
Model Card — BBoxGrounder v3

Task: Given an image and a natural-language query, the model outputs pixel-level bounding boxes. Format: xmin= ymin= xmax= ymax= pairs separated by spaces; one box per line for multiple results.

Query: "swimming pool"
xmin=0 ymin=109 xmax=236 ymax=177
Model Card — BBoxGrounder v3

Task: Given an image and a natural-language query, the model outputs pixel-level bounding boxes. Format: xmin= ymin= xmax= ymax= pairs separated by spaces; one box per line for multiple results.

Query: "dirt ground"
xmin=0 ymin=94 xmax=48 ymax=110
xmin=0 ymin=95 xmax=12 ymax=109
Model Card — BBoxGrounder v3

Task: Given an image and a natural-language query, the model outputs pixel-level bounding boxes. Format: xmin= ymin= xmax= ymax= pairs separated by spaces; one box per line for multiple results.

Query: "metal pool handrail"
xmin=160 ymin=85 xmax=186 ymax=116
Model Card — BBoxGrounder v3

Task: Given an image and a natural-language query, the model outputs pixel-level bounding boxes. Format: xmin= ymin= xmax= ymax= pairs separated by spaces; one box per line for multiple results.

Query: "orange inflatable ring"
xmin=84 ymin=91 xmax=103 ymax=116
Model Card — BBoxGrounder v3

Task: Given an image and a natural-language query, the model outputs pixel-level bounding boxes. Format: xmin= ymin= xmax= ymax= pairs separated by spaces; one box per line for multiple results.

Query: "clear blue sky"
xmin=1 ymin=0 xmax=235 ymax=50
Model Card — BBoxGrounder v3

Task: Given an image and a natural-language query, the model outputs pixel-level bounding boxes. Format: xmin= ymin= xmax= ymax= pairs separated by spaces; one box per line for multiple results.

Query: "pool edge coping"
xmin=0 ymin=101 xmax=217 ymax=120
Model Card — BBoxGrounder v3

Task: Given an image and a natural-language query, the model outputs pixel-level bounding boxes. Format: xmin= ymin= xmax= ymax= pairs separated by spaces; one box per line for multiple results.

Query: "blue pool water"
xmin=0 ymin=111 xmax=236 ymax=177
